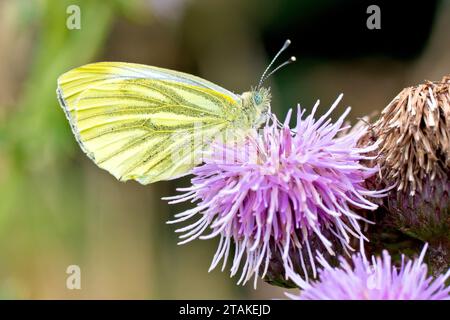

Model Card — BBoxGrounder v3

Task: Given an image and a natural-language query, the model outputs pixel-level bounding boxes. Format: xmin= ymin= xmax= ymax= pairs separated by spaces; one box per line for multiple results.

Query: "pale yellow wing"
xmin=57 ymin=62 xmax=240 ymax=184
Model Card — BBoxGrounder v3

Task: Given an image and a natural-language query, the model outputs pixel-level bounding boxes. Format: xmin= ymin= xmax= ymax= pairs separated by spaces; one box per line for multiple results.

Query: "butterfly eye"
xmin=253 ymin=93 xmax=263 ymax=105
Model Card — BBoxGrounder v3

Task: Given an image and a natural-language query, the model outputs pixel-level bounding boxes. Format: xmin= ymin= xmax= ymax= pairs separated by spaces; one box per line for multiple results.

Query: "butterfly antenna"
xmin=257 ymin=39 xmax=292 ymax=89
xmin=261 ymin=56 xmax=296 ymax=84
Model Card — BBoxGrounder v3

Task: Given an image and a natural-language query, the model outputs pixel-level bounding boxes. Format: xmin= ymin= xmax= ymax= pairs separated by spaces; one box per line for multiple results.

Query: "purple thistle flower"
xmin=290 ymin=244 xmax=450 ymax=300
xmin=165 ymin=94 xmax=386 ymax=287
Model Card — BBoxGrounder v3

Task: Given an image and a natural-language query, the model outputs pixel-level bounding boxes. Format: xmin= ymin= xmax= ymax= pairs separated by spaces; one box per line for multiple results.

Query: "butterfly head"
xmin=239 ymin=87 xmax=270 ymax=128
xmin=238 ymin=40 xmax=296 ymax=129
xmin=252 ymin=87 xmax=271 ymax=127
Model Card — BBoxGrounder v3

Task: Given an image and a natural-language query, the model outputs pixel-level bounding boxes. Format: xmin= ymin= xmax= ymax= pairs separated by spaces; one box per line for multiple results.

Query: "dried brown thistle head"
xmin=373 ymin=75 xmax=450 ymax=195
xmin=359 ymin=76 xmax=450 ymax=275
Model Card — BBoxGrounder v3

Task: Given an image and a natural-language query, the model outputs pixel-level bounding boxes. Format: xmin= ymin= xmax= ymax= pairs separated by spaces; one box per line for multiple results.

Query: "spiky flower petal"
xmin=290 ymin=244 xmax=450 ymax=300
xmin=166 ymin=95 xmax=386 ymax=287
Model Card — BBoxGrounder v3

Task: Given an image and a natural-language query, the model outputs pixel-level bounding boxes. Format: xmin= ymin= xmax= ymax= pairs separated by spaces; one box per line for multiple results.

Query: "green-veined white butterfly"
xmin=57 ymin=40 xmax=295 ymax=184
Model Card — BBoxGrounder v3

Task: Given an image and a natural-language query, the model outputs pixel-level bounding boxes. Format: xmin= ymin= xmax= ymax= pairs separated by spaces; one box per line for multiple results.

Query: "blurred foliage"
xmin=0 ymin=0 xmax=122 ymax=298
xmin=2 ymin=0 xmax=113 ymax=232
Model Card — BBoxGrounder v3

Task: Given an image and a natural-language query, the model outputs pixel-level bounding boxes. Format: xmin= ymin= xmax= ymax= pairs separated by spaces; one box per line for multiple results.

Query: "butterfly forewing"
xmin=57 ymin=62 xmax=239 ymax=184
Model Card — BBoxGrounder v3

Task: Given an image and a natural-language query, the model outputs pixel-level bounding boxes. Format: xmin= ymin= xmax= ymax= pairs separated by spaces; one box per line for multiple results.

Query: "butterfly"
xmin=56 ymin=40 xmax=295 ymax=184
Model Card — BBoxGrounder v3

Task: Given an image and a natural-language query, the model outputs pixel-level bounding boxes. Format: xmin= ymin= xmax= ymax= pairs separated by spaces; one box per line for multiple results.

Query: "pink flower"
xmin=165 ymin=95 xmax=386 ymax=287
xmin=291 ymin=244 xmax=450 ymax=300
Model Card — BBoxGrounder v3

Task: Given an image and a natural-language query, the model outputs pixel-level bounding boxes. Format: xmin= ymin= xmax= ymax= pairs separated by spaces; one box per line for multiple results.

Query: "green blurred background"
xmin=0 ymin=0 xmax=449 ymax=299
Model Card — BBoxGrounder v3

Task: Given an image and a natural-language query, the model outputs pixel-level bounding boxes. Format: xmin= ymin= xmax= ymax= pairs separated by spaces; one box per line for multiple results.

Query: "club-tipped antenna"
xmin=257 ymin=39 xmax=292 ymax=89
xmin=261 ymin=56 xmax=296 ymax=84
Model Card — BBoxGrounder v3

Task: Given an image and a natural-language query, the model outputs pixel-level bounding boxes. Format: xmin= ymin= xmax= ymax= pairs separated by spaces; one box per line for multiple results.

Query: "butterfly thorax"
xmin=237 ymin=87 xmax=271 ymax=129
